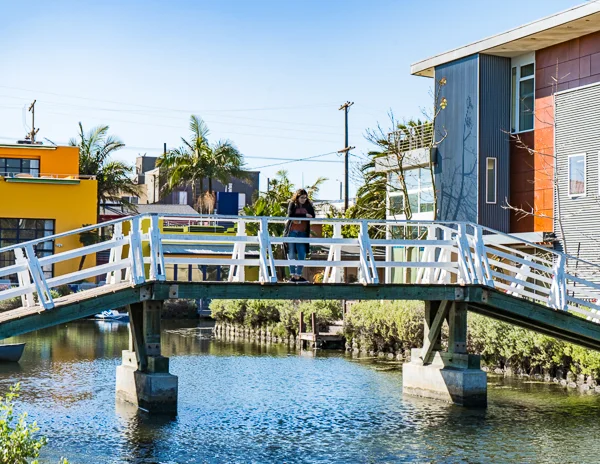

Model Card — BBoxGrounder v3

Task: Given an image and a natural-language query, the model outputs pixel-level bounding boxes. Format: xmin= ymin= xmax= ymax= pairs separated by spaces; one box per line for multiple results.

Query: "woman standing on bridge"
xmin=283 ymin=189 xmax=315 ymax=282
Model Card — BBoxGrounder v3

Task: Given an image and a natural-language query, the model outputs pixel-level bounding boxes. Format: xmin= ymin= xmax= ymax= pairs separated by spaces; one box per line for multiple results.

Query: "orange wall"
xmin=510 ymin=31 xmax=600 ymax=233
xmin=0 ymin=145 xmax=79 ymax=176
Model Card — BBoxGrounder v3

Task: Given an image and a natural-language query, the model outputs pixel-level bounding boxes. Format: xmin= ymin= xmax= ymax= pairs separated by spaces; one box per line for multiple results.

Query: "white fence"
xmin=0 ymin=214 xmax=599 ymax=323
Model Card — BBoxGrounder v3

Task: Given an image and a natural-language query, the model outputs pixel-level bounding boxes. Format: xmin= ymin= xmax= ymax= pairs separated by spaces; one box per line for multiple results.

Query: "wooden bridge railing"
xmin=0 ymin=214 xmax=599 ymax=324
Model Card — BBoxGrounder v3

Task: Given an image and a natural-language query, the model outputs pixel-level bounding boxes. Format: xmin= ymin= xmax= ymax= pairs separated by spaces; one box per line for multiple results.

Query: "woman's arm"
xmin=287 ymin=202 xmax=295 ymax=217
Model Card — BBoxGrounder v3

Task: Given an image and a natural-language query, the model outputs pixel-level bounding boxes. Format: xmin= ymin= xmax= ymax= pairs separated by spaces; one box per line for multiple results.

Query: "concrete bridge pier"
xmin=116 ymin=300 xmax=178 ymax=414
xmin=402 ymin=300 xmax=487 ymax=407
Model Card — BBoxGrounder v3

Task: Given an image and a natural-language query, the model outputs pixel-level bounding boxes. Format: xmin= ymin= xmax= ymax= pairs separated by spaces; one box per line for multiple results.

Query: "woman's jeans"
xmin=287 ymin=230 xmax=308 ymax=275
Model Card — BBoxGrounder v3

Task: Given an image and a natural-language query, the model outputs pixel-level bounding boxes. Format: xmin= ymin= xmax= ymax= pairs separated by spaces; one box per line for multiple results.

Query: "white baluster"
xmin=14 ymin=248 xmax=35 ymax=307
xmin=24 ymin=244 xmax=54 ymax=310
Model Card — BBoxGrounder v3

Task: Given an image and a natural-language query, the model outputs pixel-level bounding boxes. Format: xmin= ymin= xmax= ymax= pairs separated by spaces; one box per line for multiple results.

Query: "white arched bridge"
xmin=1 ymin=213 xmax=600 ymax=410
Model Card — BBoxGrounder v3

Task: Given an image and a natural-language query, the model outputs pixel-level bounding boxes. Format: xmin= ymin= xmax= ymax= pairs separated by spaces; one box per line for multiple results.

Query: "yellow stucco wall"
xmin=0 ymin=144 xmax=98 ymax=277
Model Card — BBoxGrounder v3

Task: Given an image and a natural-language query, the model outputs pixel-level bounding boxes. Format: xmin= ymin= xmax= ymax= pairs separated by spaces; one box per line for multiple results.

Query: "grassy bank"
xmin=210 ymin=299 xmax=600 ymax=381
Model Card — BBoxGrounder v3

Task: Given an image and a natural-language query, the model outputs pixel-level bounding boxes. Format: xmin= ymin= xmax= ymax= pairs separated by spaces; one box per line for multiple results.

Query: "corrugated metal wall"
xmin=434 ymin=55 xmax=479 ymax=223
xmin=555 ymin=83 xmax=600 ymax=272
xmin=478 ymin=54 xmax=511 ymax=232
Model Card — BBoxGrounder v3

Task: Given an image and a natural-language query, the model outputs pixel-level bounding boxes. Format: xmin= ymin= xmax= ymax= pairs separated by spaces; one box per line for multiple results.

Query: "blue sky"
xmin=0 ymin=0 xmax=582 ymax=200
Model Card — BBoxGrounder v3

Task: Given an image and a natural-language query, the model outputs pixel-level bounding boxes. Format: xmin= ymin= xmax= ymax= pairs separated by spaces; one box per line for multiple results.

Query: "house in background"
xmin=0 ymin=141 xmax=97 ymax=279
xmin=132 ymin=155 xmax=259 ymax=213
xmin=376 ymin=1 xmax=600 ymax=282
xmin=388 ymin=3 xmax=600 ymax=244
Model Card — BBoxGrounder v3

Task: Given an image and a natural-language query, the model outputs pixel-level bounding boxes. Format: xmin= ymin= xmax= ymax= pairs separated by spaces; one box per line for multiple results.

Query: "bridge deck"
xmin=1 ymin=282 xmax=600 ymax=351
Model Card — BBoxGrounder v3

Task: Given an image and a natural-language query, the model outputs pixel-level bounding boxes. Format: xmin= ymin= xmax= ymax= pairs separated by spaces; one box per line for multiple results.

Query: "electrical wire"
xmin=248 ymin=151 xmax=341 ymax=170
xmin=0 ymin=85 xmax=340 ymax=115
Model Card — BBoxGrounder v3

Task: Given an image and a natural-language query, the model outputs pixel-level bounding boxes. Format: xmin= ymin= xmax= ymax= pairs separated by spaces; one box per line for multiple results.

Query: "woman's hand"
xmin=306 ymin=213 xmax=313 ymax=218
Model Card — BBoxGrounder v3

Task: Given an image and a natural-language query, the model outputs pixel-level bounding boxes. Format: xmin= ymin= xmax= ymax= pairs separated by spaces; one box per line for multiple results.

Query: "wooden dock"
xmin=298 ymin=311 xmax=345 ymax=349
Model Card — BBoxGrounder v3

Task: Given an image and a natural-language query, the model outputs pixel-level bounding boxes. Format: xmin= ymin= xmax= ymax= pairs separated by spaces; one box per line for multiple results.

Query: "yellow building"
xmin=0 ymin=143 xmax=97 ymax=279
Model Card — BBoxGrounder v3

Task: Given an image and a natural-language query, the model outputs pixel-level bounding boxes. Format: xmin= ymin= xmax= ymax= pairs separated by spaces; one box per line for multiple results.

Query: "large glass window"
xmin=568 ymin=154 xmax=586 ymax=197
xmin=486 ymin=158 xmax=497 ymax=204
xmin=0 ymin=158 xmax=40 ymax=177
xmin=511 ymin=55 xmax=535 ymax=133
xmin=0 ymin=219 xmax=54 ymax=280
xmin=388 ymin=167 xmax=434 ymax=216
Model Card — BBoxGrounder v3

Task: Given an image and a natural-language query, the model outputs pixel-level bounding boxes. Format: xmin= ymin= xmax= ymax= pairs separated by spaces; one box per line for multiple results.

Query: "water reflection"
xmin=0 ymin=319 xmax=598 ymax=463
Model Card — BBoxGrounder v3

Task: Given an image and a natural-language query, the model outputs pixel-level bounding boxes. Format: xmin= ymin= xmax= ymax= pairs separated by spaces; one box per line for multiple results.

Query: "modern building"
xmin=133 ymin=155 xmax=259 ymax=212
xmin=375 ymin=2 xmax=600 ymax=283
xmin=384 ymin=3 xmax=600 ymax=245
xmin=410 ymin=1 xmax=600 ymax=240
xmin=0 ymin=142 xmax=97 ymax=279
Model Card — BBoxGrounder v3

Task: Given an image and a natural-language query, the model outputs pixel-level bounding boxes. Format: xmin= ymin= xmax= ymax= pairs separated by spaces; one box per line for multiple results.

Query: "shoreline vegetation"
xmin=210 ymin=299 xmax=600 ymax=393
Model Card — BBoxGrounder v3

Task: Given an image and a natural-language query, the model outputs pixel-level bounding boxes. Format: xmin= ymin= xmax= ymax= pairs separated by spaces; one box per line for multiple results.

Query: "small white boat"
xmin=0 ymin=343 xmax=25 ymax=362
xmin=94 ymin=310 xmax=129 ymax=322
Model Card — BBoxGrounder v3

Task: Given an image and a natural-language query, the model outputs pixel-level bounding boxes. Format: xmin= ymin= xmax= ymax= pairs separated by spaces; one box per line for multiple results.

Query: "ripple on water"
xmin=1 ymin=321 xmax=600 ymax=463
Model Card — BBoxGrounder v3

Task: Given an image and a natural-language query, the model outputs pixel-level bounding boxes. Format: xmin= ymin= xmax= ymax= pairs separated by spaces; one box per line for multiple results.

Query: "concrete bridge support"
xmin=402 ymin=301 xmax=487 ymax=407
xmin=116 ymin=300 xmax=178 ymax=413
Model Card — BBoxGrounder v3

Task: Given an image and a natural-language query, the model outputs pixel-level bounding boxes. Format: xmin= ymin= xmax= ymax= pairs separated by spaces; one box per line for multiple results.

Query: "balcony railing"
xmin=387 ymin=123 xmax=433 ymax=153
xmin=0 ymin=172 xmax=96 ymax=180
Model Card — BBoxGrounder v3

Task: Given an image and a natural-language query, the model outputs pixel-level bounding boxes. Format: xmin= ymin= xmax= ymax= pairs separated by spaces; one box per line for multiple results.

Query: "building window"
xmin=511 ymin=53 xmax=535 ymax=133
xmin=388 ymin=167 xmax=434 ymax=216
xmin=0 ymin=158 xmax=40 ymax=177
xmin=568 ymin=154 xmax=586 ymax=197
xmin=486 ymin=158 xmax=497 ymax=204
xmin=0 ymin=219 xmax=55 ymax=280
xmin=178 ymin=191 xmax=188 ymax=205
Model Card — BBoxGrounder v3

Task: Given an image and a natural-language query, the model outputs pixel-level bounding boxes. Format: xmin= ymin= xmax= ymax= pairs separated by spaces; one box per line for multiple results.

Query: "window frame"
xmin=568 ymin=153 xmax=586 ymax=198
xmin=511 ymin=53 xmax=535 ymax=134
xmin=0 ymin=218 xmax=55 ymax=281
xmin=486 ymin=157 xmax=497 ymax=204
xmin=0 ymin=158 xmax=40 ymax=177
xmin=387 ymin=167 xmax=434 ymax=216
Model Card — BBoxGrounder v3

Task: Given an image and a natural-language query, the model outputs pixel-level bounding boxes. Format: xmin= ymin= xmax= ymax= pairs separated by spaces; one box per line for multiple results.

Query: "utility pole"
xmin=27 ymin=100 xmax=39 ymax=143
xmin=338 ymin=101 xmax=354 ymax=211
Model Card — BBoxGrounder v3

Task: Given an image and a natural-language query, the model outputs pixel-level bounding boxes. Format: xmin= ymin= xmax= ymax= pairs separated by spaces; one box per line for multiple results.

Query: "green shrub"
xmin=210 ymin=299 xmax=342 ymax=336
xmin=54 ymin=285 xmax=72 ymax=297
xmin=210 ymin=299 xmax=247 ymax=324
xmin=344 ymin=300 xmax=424 ymax=352
xmin=0 ymin=383 xmax=69 ymax=464
xmin=0 ymin=297 xmax=22 ymax=311
xmin=244 ymin=300 xmax=285 ymax=328
xmin=298 ymin=300 xmax=343 ymax=332
xmin=468 ymin=313 xmax=600 ymax=377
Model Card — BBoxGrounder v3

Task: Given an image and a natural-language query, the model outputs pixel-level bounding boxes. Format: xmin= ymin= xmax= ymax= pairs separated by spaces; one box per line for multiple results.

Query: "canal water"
xmin=1 ymin=319 xmax=599 ymax=464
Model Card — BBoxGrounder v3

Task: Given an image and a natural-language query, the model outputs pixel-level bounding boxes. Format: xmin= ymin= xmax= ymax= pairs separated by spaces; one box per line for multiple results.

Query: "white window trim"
xmin=511 ymin=52 xmax=535 ymax=134
xmin=568 ymin=153 xmax=586 ymax=198
xmin=486 ymin=157 xmax=497 ymax=204
xmin=387 ymin=167 xmax=434 ymax=217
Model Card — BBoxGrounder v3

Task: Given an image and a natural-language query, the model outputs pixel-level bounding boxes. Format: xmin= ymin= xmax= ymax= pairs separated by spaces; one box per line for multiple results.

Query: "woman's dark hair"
xmin=291 ymin=188 xmax=311 ymax=206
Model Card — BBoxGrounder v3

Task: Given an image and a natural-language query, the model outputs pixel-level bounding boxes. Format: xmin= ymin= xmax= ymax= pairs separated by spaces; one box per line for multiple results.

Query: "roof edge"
xmin=411 ymin=1 xmax=600 ymax=77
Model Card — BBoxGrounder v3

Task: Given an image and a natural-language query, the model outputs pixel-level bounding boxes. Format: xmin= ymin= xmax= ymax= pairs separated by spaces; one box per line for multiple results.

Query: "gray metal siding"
xmin=555 ymin=83 xmax=600 ymax=276
xmin=478 ymin=54 xmax=511 ymax=232
xmin=434 ymin=55 xmax=479 ymax=223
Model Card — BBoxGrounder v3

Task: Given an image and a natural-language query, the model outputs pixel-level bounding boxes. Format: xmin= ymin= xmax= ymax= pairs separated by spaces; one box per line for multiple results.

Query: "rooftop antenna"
xmin=26 ymin=100 xmax=39 ymax=143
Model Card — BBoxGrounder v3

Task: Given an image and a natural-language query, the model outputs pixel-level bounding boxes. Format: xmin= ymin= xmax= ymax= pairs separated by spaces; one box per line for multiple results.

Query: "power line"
xmin=35 ymin=109 xmax=340 ymax=144
xmin=0 ymin=85 xmax=339 ymax=115
xmin=248 ymin=151 xmax=340 ymax=170
xmin=0 ymin=95 xmax=342 ymax=135
xmin=0 ymin=135 xmax=342 ymax=166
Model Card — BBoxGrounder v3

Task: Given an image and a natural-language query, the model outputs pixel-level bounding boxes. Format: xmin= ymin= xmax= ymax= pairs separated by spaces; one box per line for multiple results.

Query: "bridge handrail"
xmin=0 ymin=213 xmax=599 ymax=324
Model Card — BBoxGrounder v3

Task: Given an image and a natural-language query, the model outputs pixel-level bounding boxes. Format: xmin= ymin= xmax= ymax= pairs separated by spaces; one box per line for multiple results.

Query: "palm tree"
xmin=157 ymin=115 xmax=248 ymax=212
xmin=69 ymin=123 xmax=139 ymax=219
